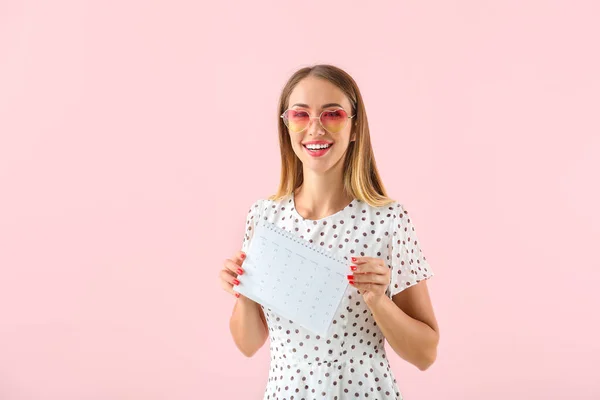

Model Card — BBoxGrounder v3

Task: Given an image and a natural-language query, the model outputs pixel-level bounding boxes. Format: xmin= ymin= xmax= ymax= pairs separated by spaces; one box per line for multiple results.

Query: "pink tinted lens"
xmin=321 ymin=109 xmax=349 ymax=133
xmin=284 ymin=109 xmax=310 ymax=133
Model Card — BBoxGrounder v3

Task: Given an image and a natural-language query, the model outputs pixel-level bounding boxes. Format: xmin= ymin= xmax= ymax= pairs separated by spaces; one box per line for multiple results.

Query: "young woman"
xmin=219 ymin=64 xmax=439 ymax=399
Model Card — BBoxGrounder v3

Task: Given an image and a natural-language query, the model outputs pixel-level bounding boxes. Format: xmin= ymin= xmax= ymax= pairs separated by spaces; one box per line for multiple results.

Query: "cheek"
xmin=334 ymin=139 xmax=351 ymax=151
xmin=288 ymin=138 xmax=299 ymax=150
xmin=291 ymin=142 xmax=304 ymax=156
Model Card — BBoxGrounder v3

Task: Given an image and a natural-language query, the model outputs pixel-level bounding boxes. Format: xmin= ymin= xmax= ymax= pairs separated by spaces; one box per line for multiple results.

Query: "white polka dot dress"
xmin=240 ymin=192 xmax=434 ymax=400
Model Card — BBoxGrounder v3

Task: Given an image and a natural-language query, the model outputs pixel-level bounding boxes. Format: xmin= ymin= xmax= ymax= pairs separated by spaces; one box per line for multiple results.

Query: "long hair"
xmin=268 ymin=64 xmax=394 ymax=207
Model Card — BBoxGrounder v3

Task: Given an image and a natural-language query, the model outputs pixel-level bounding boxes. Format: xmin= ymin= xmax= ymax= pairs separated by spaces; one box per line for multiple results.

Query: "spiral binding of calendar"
xmin=257 ymin=220 xmax=347 ymax=266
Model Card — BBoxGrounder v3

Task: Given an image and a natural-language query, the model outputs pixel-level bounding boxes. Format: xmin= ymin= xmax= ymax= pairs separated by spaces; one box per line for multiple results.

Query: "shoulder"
xmin=258 ymin=193 xmax=295 ymax=216
xmin=246 ymin=198 xmax=264 ymax=212
xmin=358 ymin=199 xmax=419 ymax=239
xmin=246 ymin=194 xmax=290 ymax=217
xmin=243 ymin=198 xmax=266 ymax=222
xmin=357 ymin=198 xmax=406 ymax=221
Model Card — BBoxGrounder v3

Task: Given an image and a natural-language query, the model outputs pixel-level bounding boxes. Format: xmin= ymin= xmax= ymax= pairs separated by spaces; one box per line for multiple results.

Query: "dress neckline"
xmin=290 ymin=190 xmax=357 ymax=223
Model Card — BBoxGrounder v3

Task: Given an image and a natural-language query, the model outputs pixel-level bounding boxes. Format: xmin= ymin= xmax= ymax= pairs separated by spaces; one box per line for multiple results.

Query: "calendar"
xmin=233 ymin=220 xmax=350 ymax=336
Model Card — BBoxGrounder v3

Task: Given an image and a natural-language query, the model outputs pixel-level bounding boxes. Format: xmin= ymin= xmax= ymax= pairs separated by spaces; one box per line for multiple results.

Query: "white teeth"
xmin=305 ymin=144 xmax=331 ymax=150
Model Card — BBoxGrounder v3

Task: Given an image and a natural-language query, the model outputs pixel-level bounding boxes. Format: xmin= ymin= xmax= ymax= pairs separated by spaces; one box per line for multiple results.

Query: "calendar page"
xmin=233 ymin=220 xmax=349 ymax=336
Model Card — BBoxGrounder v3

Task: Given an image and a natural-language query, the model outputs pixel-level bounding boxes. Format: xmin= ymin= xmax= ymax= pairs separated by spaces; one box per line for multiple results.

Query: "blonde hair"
xmin=267 ymin=64 xmax=395 ymax=208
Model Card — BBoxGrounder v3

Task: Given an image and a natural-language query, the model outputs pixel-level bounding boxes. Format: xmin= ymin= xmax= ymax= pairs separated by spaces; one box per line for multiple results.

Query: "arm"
xmin=229 ymin=295 xmax=269 ymax=357
xmin=349 ymin=255 xmax=439 ymax=371
xmin=368 ymin=280 xmax=439 ymax=370
xmin=228 ymin=200 xmax=269 ymax=357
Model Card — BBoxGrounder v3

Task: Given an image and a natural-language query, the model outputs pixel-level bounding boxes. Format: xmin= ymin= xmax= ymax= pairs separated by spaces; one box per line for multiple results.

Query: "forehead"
xmin=288 ymin=76 xmax=351 ymax=110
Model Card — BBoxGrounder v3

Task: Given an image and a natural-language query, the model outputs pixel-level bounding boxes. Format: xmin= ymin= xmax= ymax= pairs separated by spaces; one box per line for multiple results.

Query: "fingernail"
xmin=233 ymin=278 xmax=240 ymax=285
xmin=349 ymin=281 xmax=355 ymax=285
xmin=240 ymin=253 xmax=246 ymax=259
xmin=347 ymin=274 xmax=354 ymax=280
xmin=351 ymin=257 xmax=357 ymax=262
xmin=350 ymin=266 xmax=357 ymax=271
xmin=235 ymin=292 xmax=240 ymax=298
xmin=237 ymin=268 xmax=244 ymax=275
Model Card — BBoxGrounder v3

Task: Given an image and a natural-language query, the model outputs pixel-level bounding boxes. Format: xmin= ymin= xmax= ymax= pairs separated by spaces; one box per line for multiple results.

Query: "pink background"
xmin=1 ymin=1 xmax=599 ymax=399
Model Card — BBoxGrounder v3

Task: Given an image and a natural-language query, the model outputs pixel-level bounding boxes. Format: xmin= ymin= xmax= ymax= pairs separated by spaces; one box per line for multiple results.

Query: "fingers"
xmin=347 ymin=272 xmax=389 ymax=285
xmin=234 ymin=250 xmax=247 ymax=266
xmin=219 ymin=250 xmax=247 ymax=298
xmin=219 ymin=268 xmax=242 ymax=297
xmin=220 ymin=268 xmax=240 ymax=285
xmin=350 ymin=258 xmax=387 ymax=274
xmin=350 ymin=256 xmax=370 ymax=265
xmin=224 ymin=256 xmax=245 ymax=276
xmin=349 ymin=282 xmax=380 ymax=292
xmin=347 ymin=258 xmax=390 ymax=291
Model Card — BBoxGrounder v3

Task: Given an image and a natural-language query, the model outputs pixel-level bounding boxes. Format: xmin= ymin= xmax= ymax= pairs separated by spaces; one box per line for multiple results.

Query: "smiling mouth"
xmin=302 ymin=143 xmax=333 ymax=157
xmin=303 ymin=143 xmax=333 ymax=149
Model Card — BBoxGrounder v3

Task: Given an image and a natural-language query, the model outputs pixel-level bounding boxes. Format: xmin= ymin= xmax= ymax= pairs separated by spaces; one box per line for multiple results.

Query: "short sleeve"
xmin=240 ymin=199 xmax=263 ymax=254
xmin=388 ymin=203 xmax=434 ymax=298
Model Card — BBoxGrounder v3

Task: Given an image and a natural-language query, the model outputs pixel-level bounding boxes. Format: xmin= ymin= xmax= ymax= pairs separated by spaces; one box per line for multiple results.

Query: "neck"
xmin=294 ymin=165 xmax=353 ymax=220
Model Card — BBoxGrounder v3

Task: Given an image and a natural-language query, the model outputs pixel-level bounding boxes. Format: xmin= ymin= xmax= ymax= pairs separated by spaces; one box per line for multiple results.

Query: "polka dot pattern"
xmin=240 ymin=193 xmax=434 ymax=399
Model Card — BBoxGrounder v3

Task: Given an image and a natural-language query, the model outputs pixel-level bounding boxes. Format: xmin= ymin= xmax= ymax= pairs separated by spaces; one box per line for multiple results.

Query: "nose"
xmin=306 ymin=116 xmax=326 ymax=136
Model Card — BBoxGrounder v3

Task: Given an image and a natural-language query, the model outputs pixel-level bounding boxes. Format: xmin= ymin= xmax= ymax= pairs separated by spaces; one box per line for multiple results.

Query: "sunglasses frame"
xmin=280 ymin=107 xmax=356 ymax=134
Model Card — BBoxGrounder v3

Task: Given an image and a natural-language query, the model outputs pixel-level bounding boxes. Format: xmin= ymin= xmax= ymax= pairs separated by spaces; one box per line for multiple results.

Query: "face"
xmin=285 ymin=76 xmax=355 ymax=174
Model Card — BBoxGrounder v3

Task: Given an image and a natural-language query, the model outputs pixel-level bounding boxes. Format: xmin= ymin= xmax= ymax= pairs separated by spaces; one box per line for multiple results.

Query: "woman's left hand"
xmin=348 ymin=256 xmax=391 ymax=307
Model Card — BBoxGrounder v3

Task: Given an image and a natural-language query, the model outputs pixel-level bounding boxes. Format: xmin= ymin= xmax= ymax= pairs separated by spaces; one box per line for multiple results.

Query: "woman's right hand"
xmin=220 ymin=250 xmax=246 ymax=298
xmin=225 ymin=250 xmax=268 ymax=356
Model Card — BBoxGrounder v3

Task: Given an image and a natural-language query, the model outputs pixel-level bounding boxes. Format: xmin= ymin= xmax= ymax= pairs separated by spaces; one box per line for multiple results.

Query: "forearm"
xmin=368 ymin=295 xmax=438 ymax=370
xmin=229 ymin=296 xmax=269 ymax=357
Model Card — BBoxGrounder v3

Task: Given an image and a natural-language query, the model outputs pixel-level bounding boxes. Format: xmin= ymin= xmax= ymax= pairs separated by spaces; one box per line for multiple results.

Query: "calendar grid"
xmin=234 ymin=220 xmax=349 ymax=336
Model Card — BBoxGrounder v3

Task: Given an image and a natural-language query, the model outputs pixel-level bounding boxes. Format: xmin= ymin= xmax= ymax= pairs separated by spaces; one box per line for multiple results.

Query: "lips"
xmin=302 ymin=141 xmax=333 ymax=145
xmin=303 ymin=143 xmax=333 ymax=157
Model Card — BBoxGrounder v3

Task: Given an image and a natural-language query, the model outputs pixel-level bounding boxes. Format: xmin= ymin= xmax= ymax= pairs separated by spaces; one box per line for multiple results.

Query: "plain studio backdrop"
xmin=1 ymin=1 xmax=599 ymax=399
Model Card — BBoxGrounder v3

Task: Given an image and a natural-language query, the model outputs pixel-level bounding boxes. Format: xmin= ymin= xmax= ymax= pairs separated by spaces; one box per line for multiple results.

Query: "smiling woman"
xmin=220 ymin=64 xmax=439 ymax=400
xmin=275 ymin=74 xmax=360 ymax=190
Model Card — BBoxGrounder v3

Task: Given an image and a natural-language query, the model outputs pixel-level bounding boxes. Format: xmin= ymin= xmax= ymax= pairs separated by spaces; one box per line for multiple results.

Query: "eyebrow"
xmin=290 ymin=102 xmax=345 ymax=109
